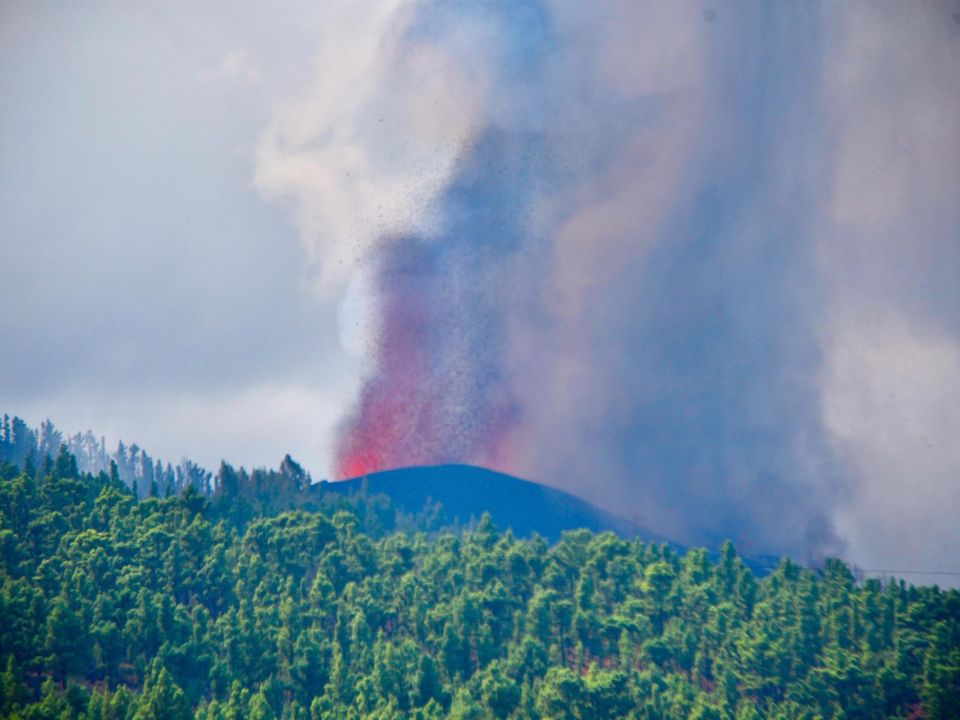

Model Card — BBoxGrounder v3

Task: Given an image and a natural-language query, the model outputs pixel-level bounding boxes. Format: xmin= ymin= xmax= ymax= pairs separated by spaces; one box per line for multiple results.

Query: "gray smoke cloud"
xmin=257 ymin=1 xmax=960 ymax=566
xmin=816 ymin=3 xmax=960 ymax=580
xmin=500 ymin=2 xmax=842 ymax=559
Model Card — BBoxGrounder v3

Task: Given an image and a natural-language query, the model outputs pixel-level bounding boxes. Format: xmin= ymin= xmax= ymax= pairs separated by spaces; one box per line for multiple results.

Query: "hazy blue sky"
xmin=2 ymin=1 xmax=958 ymax=580
xmin=1 ymin=2 xmax=361 ymax=477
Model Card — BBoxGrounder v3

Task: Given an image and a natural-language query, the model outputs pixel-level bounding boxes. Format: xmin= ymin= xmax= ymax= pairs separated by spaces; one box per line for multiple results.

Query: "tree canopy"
xmin=0 ymin=451 xmax=958 ymax=719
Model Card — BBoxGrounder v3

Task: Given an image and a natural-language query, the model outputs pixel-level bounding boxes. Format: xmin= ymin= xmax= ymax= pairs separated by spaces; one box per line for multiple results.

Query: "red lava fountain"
xmin=333 ymin=237 xmax=518 ymax=480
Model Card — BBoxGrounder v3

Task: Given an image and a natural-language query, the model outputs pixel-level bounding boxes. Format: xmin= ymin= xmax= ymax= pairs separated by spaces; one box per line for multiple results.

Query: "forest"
xmin=1 ymin=444 xmax=959 ymax=719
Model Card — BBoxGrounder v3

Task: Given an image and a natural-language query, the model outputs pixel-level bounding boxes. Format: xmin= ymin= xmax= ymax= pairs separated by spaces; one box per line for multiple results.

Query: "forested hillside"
xmin=1 ymin=450 xmax=959 ymax=719
xmin=0 ymin=414 xmax=220 ymax=499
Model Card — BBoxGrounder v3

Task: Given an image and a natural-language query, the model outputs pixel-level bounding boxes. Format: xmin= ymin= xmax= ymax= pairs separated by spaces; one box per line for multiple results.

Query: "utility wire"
xmin=747 ymin=564 xmax=960 ymax=577
xmin=855 ymin=568 xmax=960 ymax=577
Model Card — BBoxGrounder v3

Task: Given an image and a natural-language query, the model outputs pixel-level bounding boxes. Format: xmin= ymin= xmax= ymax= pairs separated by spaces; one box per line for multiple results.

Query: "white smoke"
xmin=253 ymin=1 xmax=487 ymax=295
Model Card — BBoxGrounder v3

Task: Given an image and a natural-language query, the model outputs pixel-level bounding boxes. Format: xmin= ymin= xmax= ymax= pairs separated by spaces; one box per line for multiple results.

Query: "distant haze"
xmin=2 ymin=2 xmax=958 ymax=575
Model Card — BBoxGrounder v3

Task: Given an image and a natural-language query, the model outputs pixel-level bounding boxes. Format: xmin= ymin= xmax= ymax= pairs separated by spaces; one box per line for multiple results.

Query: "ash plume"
xmin=258 ymin=1 xmax=960 ymax=564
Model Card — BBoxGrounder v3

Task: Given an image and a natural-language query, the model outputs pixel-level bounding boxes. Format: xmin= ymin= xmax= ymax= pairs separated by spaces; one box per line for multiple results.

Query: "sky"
xmin=1 ymin=1 xmax=959 ymax=581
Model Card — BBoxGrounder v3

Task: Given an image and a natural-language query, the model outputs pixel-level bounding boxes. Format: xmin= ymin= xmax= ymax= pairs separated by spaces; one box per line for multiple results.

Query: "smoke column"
xmin=258 ymin=1 xmax=960 ymax=564
xmin=334 ymin=2 xmax=554 ymax=477
xmin=335 ymin=130 xmax=539 ymax=477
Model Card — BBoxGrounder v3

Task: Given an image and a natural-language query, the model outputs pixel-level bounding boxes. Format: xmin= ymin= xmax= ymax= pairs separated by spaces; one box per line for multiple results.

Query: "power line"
xmin=748 ymin=564 xmax=960 ymax=577
xmin=856 ymin=568 xmax=960 ymax=577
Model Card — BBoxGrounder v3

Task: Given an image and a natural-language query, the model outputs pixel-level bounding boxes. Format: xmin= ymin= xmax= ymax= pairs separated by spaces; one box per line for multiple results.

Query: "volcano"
xmin=316 ymin=464 xmax=664 ymax=544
